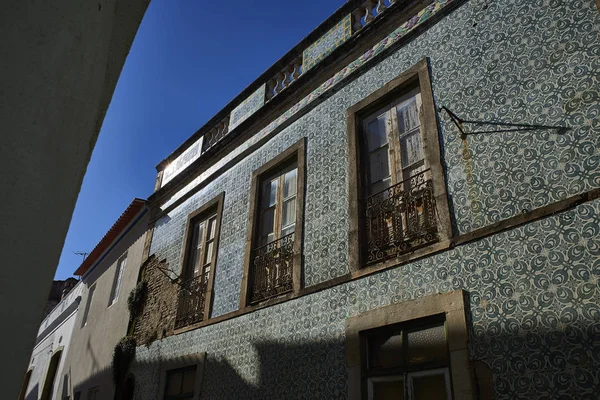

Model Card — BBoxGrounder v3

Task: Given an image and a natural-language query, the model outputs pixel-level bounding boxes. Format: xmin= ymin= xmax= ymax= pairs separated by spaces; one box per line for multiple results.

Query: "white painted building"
xmin=21 ymin=283 xmax=83 ymax=400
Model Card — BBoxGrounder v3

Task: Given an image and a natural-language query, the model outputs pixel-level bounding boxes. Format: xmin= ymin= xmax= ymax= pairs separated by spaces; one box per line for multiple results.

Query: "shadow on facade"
xmin=69 ymin=319 xmax=597 ymax=399
xmin=24 ymin=383 xmax=38 ymax=400
xmin=67 ymin=366 xmax=113 ymax=400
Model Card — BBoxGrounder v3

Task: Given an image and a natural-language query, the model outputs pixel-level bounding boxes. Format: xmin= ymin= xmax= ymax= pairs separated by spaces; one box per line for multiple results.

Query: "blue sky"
xmin=54 ymin=0 xmax=344 ymax=280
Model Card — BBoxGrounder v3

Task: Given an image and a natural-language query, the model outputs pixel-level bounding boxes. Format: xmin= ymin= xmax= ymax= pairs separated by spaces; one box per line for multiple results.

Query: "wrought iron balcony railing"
xmin=174 ymin=272 xmax=210 ymax=329
xmin=249 ymin=233 xmax=294 ymax=304
xmin=363 ymin=170 xmax=438 ymax=265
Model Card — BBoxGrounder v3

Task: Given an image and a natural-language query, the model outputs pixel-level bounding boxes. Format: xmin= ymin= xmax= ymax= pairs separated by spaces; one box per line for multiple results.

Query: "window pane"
xmin=204 ymin=241 xmax=213 ymax=265
xmin=369 ymin=332 xmax=404 ymax=369
xmin=397 ymin=98 xmax=420 ymax=134
xmin=82 ymin=285 xmax=95 ymax=326
xmin=260 ymin=208 xmax=275 ymax=238
xmin=283 ymin=169 xmax=297 ymax=198
xmin=412 ymin=373 xmax=448 ymax=400
xmin=166 ymin=372 xmax=182 ymax=395
xmin=366 ymin=114 xmax=388 ymax=152
xmin=371 ymin=379 xmax=404 ymax=400
xmin=262 ymin=179 xmax=278 ymax=208
xmin=368 ymin=146 xmax=391 ymax=185
xmin=407 ymin=324 xmax=447 ymax=365
xmin=370 ymin=177 xmax=392 ymax=196
xmin=181 ymin=368 xmax=196 ymax=394
xmin=208 ymin=217 xmax=217 ymax=240
xmin=400 ymin=130 xmax=424 ymax=168
xmin=114 ymin=257 xmax=126 ymax=300
xmin=282 ymin=224 xmax=295 ymax=237
xmin=189 ymin=222 xmax=204 ymax=276
xmin=282 ymin=199 xmax=296 ymax=230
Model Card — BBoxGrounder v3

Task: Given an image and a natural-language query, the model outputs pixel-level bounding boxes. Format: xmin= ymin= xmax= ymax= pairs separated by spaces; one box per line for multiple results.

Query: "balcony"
xmin=174 ymin=272 xmax=210 ymax=329
xmin=249 ymin=233 xmax=294 ymax=304
xmin=363 ymin=170 xmax=438 ymax=265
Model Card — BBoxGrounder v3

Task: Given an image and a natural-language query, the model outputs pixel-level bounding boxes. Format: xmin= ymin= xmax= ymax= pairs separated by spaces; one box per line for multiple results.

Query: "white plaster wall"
xmin=24 ymin=284 xmax=83 ymax=400
xmin=0 ymin=1 xmax=149 ymax=398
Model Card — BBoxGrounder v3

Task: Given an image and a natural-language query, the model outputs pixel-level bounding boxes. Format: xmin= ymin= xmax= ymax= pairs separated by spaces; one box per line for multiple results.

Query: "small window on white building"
xmin=81 ymin=284 xmax=96 ymax=327
xmin=109 ymin=254 xmax=127 ymax=306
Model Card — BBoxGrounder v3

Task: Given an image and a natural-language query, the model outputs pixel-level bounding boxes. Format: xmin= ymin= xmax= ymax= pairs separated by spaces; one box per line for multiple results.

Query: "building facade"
xmin=57 ymin=199 xmax=149 ymax=400
xmin=129 ymin=0 xmax=600 ymax=399
xmin=20 ymin=283 xmax=83 ymax=400
xmin=43 ymin=279 xmax=79 ymax=319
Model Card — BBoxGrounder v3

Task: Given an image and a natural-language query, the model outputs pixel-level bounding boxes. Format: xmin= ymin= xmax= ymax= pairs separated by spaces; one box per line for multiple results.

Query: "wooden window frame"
xmin=156 ymin=353 xmax=206 ymax=400
xmin=163 ymin=365 xmax=197 ymax=400
xmin=346 ymin=57 xmax=453 ymax=273
xmin=345 ymin=290 xmax=474 ymax=400
xmin=178 ymin=192 xmax=225 ymax=320
xmin=257 ymin=162 xmax=299 ymax=246
xmin=239 ymin=138 xmax=306 ymax=309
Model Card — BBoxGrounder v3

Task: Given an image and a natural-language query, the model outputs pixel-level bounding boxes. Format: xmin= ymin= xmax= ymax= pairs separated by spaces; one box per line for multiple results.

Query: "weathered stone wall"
xmin=133 ymin=256 xmax=178 ymax=345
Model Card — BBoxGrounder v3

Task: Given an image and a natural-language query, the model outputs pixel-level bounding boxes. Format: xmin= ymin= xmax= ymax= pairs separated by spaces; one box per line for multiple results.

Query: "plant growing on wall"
xmin=112 ymin=336 xmax=136 ymax=399
xmin=127 ymin=280 xmax=147 ymax=320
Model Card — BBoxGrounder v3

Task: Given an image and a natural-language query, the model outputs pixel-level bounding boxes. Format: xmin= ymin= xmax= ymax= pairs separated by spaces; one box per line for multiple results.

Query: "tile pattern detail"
xmin=159 ymin=0 xmax=455 ymax=211
xmin=137 ymin=200 xmax=600 ymax=400
xmin=162 ymin=137 xmax=203 ymax=187
xmin=144 ymin=0 xmax=600 ymax=398
xmin=303 ymin=14 xmax=353 ymax=72
xmin=229 ymin=84 xmax=267 ymax=132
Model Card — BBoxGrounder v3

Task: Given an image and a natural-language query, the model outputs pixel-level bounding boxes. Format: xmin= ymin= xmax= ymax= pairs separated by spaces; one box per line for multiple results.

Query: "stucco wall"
xmin=140 ymin=0 xmax=600 ymax=399
xmin=24 ymin=284 xmax=82 ymax=400
xmin=0 ymin=1 xmax=149 ymax=396
xmin=59 ymin=213 xmax=149 ymax=399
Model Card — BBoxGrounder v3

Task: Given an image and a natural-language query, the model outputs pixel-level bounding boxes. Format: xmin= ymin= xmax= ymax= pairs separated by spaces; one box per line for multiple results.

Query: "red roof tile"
xmin=73 ymin=198 xmax=147 ymax=276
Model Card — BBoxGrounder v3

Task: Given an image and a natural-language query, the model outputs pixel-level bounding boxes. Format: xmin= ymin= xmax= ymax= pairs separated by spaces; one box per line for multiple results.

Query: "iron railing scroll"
xmin=364 ymin=169 xmax=438 ymax=265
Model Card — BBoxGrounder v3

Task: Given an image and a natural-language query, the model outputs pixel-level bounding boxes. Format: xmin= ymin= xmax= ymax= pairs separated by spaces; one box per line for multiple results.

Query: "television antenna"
xmin=73 ymin=251 xmax=89 ymax=262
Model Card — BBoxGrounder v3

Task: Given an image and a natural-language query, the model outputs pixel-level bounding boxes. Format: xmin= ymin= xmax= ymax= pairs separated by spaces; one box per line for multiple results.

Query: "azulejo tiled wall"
xmin=143 ymin=0 xmax=600 ymax=397
xmin=303 ymin=14 xmax=352 ymax=72
xmin=151 ymin=0 xmax=600 ymax=306
xmin=135 ymin=199 xmax=600 ymax=400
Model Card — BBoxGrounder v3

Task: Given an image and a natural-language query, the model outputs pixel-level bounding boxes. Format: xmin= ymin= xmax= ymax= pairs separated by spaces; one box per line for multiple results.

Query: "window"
xmin=87 ymin=387 xmax=99 ymax=400
xmin=364 ymin=317 xmax=452 ymax=400
xmin=347 ymin=58 xmax=452 ymax=271
xmin=175 ymin=193 xmax=224 ymax=329
xmin=157 ymin=353 xmax=205 ymax=400
xmin=164 ymin=365 xmax=196 ymax=400
xmin=240 ymin=138 xmax=306 ymax=308
xmin=186 ymin=213 xmax=217 ymax=280
xmin=109 ymin=254 xmax=127 ymax=306
xmin=74 ymin=391 xmax=81 ymax=400
xmin=363 ymin=88 xmax=425 ymax=196
xmin=345 ymin=291 xmax=474 ymax=400
xmin=257 ymin=165 xmax=298 ymax=246
xmin=41 ymin=349 xmax=63 ymax=400
xmin=81 ymin=284 xmax=95 ymax=327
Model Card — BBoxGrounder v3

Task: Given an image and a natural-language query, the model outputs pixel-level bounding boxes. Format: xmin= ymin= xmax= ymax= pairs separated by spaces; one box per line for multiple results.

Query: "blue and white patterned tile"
xmin=141 ymin=0 xmax=600 ymax=398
